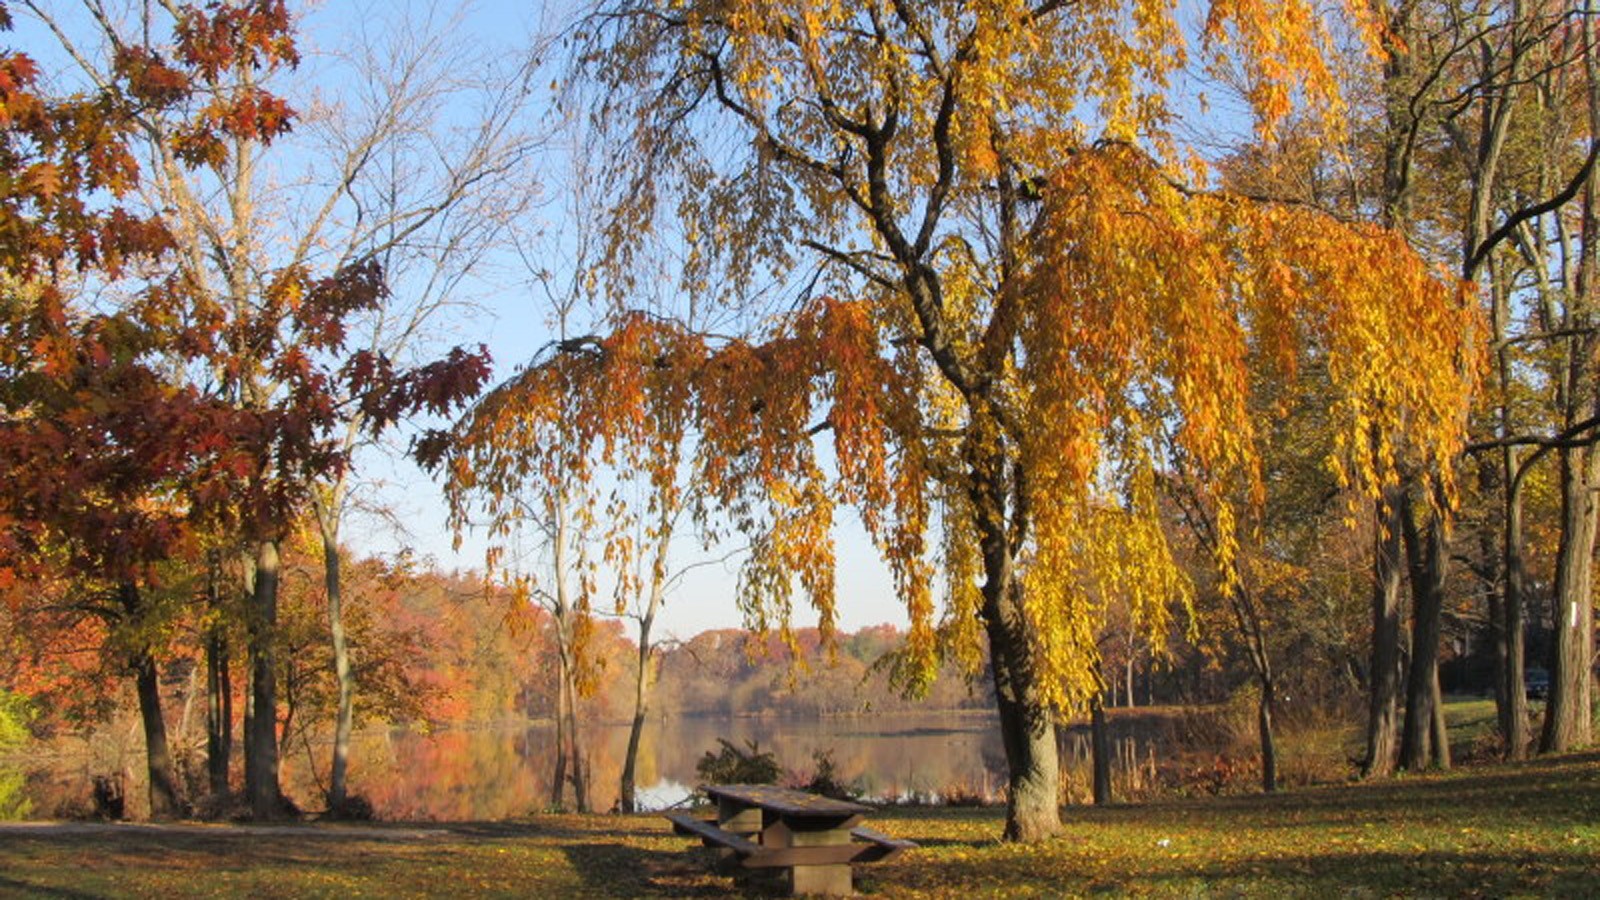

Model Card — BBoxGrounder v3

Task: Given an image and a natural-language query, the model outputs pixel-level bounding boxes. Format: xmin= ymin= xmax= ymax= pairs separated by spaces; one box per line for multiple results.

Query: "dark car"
xmin=1525 ymin=668 xmax=1550 ymax=701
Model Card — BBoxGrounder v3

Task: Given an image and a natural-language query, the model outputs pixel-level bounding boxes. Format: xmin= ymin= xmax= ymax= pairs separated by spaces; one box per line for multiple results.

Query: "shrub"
xmin=695 ymin=738 xmax=781 ymax=787
xmin=793 ymin=749 xmax=858 ymax=801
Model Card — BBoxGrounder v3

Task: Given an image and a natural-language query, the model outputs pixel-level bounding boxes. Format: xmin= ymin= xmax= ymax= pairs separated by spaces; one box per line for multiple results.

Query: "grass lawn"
xmin=0 ymin=750 xmax=1595 ymax=898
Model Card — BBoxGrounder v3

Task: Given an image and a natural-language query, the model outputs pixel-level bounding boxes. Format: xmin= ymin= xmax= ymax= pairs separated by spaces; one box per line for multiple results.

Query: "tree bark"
xmin=1399 ymin=490 xmax=1447 ymax=771
xmin=120 ymin=583 xmax=184 ymax=819
xmin=620 ymin=502 xmax=673 ymax=814
xmin=244 ymin=538 xmax=284 ymax=819
xmin=315 ymin=495 xmax=356 ymax=812
xmin=205 ymin=554 xmax=232 ymax=799
xmin=1542 ymin=441 xmax=1600 ymax=752
xmin=1362 ymin=492 xmax=1405 ymax=778
xmin=971 ymin=429 xmax=1060 ymax=842
xmin=1257 ymin=673 xmax=1279 ymax=793
xmin=619 ymin=608 xmax=655 ymax=814
xmin=982 ymin=561 xmax=1060 ymax=841
xmin=1500 ymin=460 xmax=1530 ymax=759
xmin=1430 ymin=666 xmax=1451 ymax=769
xmin=550 ymin=668 xmax=568 ymax=810
xmin=561 ymin=656 xmax=589 ymax=813
xmin=1090 ymin=695 xmax=1112 ymax=805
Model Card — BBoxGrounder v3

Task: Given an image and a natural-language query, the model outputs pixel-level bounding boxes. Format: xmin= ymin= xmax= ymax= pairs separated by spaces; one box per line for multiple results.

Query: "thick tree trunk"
xmin=1090 ymin=696 xmax=1111 ymax=806
xmin=983 ymin=574 xmax=1060 ymax=842
xmin=1543 ymin=6 xmax=1600 ymax=755
xmin=316 ymin=498 xmax=356 ymax=812
xmin=244 ymin=539 xmax=284 ymax=819
xmin=133 ymin=654 xmax=184 ymax=819
xmin=1399 ymin=491 xmax=1447 ymax=771
xmin=971 ymin=430 xmax=1060 ymax=842
xmin=1362 ymin=493 xmax=1405 ymax=778
xmin=120 ymin=583 xmax=183 ymax=819
xmin=1542 ymin=442 xmax=1600 ymax=752
xmin=947 ymin=414 xmax=1062 ymax=839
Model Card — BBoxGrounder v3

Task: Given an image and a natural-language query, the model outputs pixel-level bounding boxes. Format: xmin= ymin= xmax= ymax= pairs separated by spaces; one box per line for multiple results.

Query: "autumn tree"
xmin=1360 ymin=0 xmax=1595 ymax=761
xmin=22 ymin=0 xmax=510 ymax=816
xmin=0 ymin=0 xmax=246 ymax=818
xmin=468 ymin=0 xmax=1481 ymax=841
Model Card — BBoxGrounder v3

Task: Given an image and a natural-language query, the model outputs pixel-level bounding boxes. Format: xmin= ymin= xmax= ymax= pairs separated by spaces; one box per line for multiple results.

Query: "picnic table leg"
xmin=714 ymin=800 xmax=765 ymax=871
xmin=764 ymin=821 xmax=854 ymax=896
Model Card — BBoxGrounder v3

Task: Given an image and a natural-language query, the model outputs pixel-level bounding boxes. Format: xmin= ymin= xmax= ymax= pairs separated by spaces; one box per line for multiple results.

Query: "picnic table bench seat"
xmin=665 ymin=811 xmax=764 ymax=857
xmin=848 ymin=825 xmax=916 ymax=861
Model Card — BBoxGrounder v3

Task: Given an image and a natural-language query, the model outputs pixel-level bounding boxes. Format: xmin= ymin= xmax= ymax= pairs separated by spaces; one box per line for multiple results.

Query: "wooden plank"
xmin=663 ymin=812 xmax=763 ymax=857
xmin=702 ymin=784 xmax=872 ymax=819
xmin=740 ymin=843 xmax=868 ymax=869
xmin=849 ymin=825 xmax=916 ymax=863
xmin=851 ymin=825 xmax=918 ymax=851
xmin=715 ymin=796 xmax=765 ymax=835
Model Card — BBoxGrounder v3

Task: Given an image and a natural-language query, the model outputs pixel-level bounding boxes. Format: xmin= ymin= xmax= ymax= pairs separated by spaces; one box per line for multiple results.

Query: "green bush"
xmin=0 ymin=691 xmax=28 ymax=751
xmin=0 ymin=691 xmax=32 ymax=820
xmin=695 ymin=738 xmax=781 ymax=786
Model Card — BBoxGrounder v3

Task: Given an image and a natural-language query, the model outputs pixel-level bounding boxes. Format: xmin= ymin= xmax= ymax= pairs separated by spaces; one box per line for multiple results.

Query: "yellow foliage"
xmin=473 ymin=0 xmax=1482 ymax=719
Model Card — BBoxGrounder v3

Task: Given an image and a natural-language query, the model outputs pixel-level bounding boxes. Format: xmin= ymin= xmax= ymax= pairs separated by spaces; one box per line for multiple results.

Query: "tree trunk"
xmin=1362 ymin=492 xmax=1405 ymax=778
xmin=619 ymin=612 xmax=655 ymax=814
xmin=1090 ymin=696 xmax=1111 ymax=806
xmin=244 ymin=539 xmax=283 ymax=819
xmin=1258 ymin=673 xmax=1279 ymax=793
xmin=550 ymin=669 xmax=568 ymax=810
xmin=316 ymin=496 xmax=356 ymax=812
xmin=1501 ymin=461 xmax=1531 ymax=759
xmin=120 ymin=583 xmax=184 ymax=819
xmin=133 ymin=654 xmax=184 ymax=819
xmin=1125 ymin=656 xmax=1135 ymax=710
xmin=1399 ymin=490 xmax=1447 ymax=771
xmin=1430 ymin=666 xmax=1451 ymax=769
xmin=562 ymin=657 xmax=589 ymax=813
xmin=205 ymin=554 xmax=232 ymax=798
xmin=620 ymin=507 xmax=673 ymax=815
xmin=982 ymin=575 xmax=1060 ymax=841
xmin=1542 ymin=441 xmax=1600 ymax=752
xmin=972 ymin=429 xmax=1060 ymax=842
xmin=1542 ymin=0 xmax=1600 ymax=756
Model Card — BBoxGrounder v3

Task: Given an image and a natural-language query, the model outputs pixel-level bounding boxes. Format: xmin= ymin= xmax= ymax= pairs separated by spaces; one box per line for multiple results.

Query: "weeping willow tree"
xmin=438 ymin=0 xmax=1478 ymax=841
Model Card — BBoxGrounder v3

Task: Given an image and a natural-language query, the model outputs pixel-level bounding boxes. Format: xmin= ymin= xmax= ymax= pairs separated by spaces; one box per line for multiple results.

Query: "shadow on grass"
xmin=0 ymin=875 xmax=102 ymax=900
xmin=560 ymin=838 xmax=790 ymax=897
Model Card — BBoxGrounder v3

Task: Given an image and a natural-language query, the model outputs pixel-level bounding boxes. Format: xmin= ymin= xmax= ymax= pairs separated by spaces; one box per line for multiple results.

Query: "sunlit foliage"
xmin=448 ymin=0 xmax=1478 ymax=839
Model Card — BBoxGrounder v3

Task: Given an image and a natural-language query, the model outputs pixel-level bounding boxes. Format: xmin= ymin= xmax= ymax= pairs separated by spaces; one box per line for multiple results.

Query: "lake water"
xmin=282 ymin=712 xmax=1008 ymax=819
xmin=12 ymin=709 xmax=1185 ymax=820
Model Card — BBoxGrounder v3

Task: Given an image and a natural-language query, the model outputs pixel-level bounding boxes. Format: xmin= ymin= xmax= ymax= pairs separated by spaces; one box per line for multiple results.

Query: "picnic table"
xmin=665 ymin=784 xmax=915 ymax=896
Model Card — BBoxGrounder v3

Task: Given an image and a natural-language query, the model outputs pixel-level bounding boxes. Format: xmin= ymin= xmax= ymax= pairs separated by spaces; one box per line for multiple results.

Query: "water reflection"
xmin=283 ymin=712 xmax=1007 ymax=819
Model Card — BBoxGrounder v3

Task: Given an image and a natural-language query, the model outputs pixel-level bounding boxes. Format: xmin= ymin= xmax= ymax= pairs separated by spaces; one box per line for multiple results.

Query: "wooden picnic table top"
xmin=702 ymin=784 xmax=873 ymax=819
